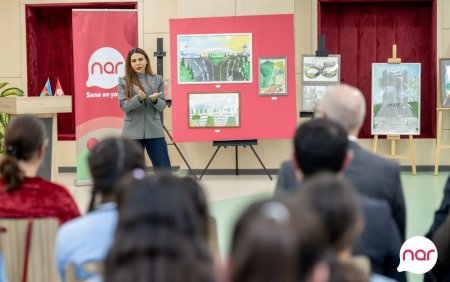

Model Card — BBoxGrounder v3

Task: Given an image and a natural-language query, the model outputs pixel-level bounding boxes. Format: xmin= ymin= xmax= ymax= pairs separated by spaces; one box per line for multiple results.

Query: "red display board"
xmin=170 ymin=14 xmax=296 ymax=142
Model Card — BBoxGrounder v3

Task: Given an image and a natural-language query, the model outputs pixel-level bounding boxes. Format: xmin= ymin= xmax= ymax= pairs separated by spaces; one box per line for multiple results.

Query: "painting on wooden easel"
xmin=440 ymin=59 xmax=450 ymax=107
xmin=371 ymin=63 xmax=421 ymax=135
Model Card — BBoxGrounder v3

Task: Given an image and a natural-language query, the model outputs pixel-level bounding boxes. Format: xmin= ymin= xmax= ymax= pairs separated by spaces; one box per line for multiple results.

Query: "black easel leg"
xmin=199 ymin=146 xmax=221 ymax=180
xmin=235 ymin=146 xmax=238 ymax=175
xmin=249 ymin=145 xmax=272 ymax=180
xmin=163 ymin=126 xmax=197 ymax=180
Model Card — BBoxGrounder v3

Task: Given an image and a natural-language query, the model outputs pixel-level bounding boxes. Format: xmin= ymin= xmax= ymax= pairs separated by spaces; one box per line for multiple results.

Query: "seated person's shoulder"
xmin=281 ymin=160 xmax=295 ymax=170
xmin=359 ymin=195 xmax=391 ymax=215
xmin=358 ymin=148 xmax=400 ymax=170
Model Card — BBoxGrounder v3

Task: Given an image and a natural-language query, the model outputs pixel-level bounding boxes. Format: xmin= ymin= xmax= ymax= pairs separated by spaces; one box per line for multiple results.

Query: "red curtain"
xmin=318 ymin=0 xmax=436 ymax=138
xmin=26 ymin=3 xmax=136 ymax=140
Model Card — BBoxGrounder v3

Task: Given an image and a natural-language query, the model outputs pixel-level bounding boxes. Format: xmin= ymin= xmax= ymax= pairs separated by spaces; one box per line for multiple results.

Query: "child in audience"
xmin=179 ymin=177 xmax=210 ymax=238
xmin=298 ymin=173 xmax=363 ymax=262
xmin=104 ymin=173 xmax=215 ymax=282
xmin=230 ymin=199 xmax=301 ymax=282
xmin=230 ymin=196 xmax=339 ymax=282
xmin=55 ymin=137 xmax=144 ymax=281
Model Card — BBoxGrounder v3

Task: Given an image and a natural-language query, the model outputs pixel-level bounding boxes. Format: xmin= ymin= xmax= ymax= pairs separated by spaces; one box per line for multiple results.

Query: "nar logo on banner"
xmin=86 ymin=47 xmax=125 ymax=89
xmin=397 ymin=236 xmax=438 ymax=274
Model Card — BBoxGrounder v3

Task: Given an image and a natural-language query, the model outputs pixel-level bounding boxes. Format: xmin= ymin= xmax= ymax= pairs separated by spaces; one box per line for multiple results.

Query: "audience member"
xmin=429 ymin=210 xmax=450 ymax=280
xmin=230 ymin=197 xmax=331 ymax=282
xmin=293 ymin=118 xmax=351 ymax=179
xmin=230 ymin=199 xmax=300 ymax=282
xmin=278 ymin=118 xmax=405 ymax=282
xmin=426 ymin=176 xmax=450 ymax=239
xmin=55 ymin=137 xmax=145 ymax=281
xmin=424 ymin=171 xmax=450 ymax=280
xmin=277 ymin=84 xmax=406 ymax=241
xmin=299 ymin=173 xmax=363 ymax=260
xmin=0 ymin=115 xmax=79 ymax=223
xmin=425 ymin=176 xmax=450 ymax=239
xmin=180 ymin=177 xmax=210 ymax=239
xmin=276 ymin=160 xmax=299 ymax=194
xmin=104 ymin=173 xmax=215 ymax=282
xmin=317 ymin=84 xmax=406 ymax=240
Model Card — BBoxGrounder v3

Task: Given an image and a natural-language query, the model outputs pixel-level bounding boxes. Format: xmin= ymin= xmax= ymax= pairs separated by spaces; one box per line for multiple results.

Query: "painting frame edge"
xmin=440 ymin=58 xmax=450 ymax=108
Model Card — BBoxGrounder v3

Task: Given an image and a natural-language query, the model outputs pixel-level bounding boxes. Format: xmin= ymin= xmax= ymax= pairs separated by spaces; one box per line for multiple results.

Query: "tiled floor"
xmin=59 ymin=171 xmax=450 ymax=282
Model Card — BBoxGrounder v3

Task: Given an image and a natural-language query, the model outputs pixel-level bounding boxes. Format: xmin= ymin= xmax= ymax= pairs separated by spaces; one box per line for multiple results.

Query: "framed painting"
xmin=301 ymin=85 xmax=332 ymax=112
xmin=302 ymin=55 xmax=340 ymax=84
xmin=178 ymin=33 xmax=252 ymax=84
xmin=440 ymin=59 xmax=450 ymax=107
xmin=258 ymin=57 xmax=287 ymax=96
xmin=188 ymin=92 xmax=240 ymax=128
xmin=371 ymin=63 xmax=421 ymax=135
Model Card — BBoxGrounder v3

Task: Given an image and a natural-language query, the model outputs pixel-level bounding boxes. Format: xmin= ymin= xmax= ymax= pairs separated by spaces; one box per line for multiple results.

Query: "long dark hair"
xmin=104 ymin=173 xmax=215 ymax=282
xmin=299 ymin=173 xmax=363 ymax=253
xmin=0 ymin=115 xmax=46 ymax=191
xmin=87 ymin=137 xmax=145 ymax=212
xmin=180 ymin=177 xmax=210 ymax=239
xmin=231 ymin=199 xmax=300 ymax=282
xmin=124 ymin=47 xmax=154 ymax=99
xmin=231 ymin=197 xmax=332 ymax=282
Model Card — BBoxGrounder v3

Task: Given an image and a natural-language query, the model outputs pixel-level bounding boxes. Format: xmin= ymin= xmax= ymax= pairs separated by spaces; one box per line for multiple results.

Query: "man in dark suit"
xmin=287 ymin=117 xmax=405 ymax=282
xmin=278 ymin=84 xmax=406 ymax=240
xmin=317 ymin=84 xmax=406 ymax=241
xmin=424 ymin=175 xmax=450 ymax=281
xmin=275 ymin=160 xmax=298 ymax=193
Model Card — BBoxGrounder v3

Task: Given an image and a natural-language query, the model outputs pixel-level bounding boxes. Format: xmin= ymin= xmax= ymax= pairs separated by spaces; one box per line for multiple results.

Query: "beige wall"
xmin=0 ymin=0 xmax=449 ymax=170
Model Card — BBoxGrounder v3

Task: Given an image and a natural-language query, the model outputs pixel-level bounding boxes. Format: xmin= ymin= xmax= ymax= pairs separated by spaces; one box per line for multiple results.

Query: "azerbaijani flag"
xmin=40 ymin=78 xmax=53 ymax=96
xmin=55 ymin=78 xmax=65 ymax=96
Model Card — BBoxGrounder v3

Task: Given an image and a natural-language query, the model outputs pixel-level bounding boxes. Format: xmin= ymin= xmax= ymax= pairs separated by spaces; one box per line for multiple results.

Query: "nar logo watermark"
xmin=86 ymin=47 xmax=125 ymax=89
xmin=397 ymin=236 xmax=438 ymax=274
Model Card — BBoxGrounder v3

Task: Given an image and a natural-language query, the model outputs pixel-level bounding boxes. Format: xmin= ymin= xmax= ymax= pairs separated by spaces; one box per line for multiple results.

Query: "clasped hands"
xmin=137 ymin=89 xmax=159 ymax=103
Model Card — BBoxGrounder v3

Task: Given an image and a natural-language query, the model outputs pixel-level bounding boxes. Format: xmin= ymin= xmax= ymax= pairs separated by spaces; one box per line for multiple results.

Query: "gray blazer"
xmin=118 ymin=75 xmax=166 ymax=139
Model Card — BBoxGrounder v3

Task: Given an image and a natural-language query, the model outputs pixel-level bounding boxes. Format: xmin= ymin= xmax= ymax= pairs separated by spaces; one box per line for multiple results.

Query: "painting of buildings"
xmin=371 ymin=63 xmax=421 ymax=135
xmin=189 ymin=93 xmax=240 ymax=127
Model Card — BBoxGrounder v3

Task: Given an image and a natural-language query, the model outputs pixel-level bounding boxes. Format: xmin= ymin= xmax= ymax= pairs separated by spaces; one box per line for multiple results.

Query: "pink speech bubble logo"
xmin=86 ymin=47 xmax=125 ymax=89
xmin=397 ymin=236 xmax=438 ymax=274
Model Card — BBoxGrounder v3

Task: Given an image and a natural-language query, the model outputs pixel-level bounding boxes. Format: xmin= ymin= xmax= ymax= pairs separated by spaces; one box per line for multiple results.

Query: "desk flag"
xmin=40 ymin=78 xmax=53 ymax=96
xmin=55 ymin=78 xmax=65 ymax=96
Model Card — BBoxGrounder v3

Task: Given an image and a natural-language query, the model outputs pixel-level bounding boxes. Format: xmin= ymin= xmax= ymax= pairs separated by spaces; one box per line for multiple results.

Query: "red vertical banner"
xmin=72 ymin=10 xmax=137 ymax=183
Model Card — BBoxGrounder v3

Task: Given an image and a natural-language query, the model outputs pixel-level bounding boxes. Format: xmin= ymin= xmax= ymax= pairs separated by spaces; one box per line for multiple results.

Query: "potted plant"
xmin=0 ymin=82 xmax=24 ymax=152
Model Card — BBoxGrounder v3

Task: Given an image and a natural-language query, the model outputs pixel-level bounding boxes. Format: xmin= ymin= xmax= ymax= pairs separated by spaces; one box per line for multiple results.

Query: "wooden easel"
xmin=434 ymin=108 xmax=450 ymax=175
xmin=372 ymin=44 xmax=416 ymax=175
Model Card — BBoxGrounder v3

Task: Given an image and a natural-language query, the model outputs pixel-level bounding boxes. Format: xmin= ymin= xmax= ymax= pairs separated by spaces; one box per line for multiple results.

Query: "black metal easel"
xmin=199 ymin=140 xmax=272 ymax=181
xmin=153 ymin=38 xmax=197 ymax=179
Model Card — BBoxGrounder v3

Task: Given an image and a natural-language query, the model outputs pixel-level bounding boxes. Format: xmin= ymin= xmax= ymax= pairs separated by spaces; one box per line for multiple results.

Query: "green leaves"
xmin=0 ymin=82 xmax=8 ymax=90
xmin=0 ymin=82 xmax=25 ymax=97
xmin=0 ymin=82 xmax=25 ymax=152
xmin=1 ymin=87 xmax=24 ymax=97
